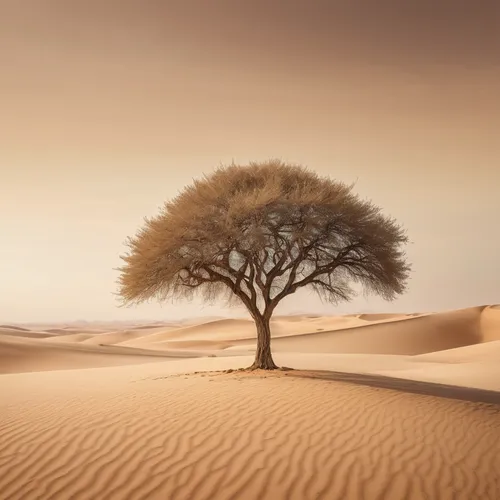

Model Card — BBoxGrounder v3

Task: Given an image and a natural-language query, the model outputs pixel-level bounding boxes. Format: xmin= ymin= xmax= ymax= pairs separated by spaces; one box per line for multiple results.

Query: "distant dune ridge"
xmin=0 ymin=325 xmax=31 ymax=332
xmin=1 ymin=305 xmax=500 ymax=499
xmin=1 ymin=305 xmax=499 ymax=377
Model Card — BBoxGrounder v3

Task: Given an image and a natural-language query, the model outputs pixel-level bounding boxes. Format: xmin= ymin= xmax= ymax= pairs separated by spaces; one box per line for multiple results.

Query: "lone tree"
xmin=117 ymin=160 xmax=410 ymax=370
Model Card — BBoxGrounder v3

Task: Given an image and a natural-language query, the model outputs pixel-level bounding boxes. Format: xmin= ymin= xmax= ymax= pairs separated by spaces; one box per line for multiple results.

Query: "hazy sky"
xmin=1 ymin=1 xmax=499 ymax=322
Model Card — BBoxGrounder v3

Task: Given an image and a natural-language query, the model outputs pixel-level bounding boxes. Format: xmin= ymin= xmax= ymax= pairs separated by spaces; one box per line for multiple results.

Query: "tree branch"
xmin=267 ymin=241 xmax=364 ymax=310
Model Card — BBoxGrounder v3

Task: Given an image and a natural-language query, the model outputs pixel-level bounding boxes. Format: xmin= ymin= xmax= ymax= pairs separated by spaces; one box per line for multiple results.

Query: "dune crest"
xmin=0 ymin=324 xmax=31 ymax=332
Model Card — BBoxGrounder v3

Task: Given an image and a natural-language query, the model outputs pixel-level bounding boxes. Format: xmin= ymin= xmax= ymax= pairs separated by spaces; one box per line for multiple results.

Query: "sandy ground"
xmin=1 ymin=305 xmax=500 ymax=499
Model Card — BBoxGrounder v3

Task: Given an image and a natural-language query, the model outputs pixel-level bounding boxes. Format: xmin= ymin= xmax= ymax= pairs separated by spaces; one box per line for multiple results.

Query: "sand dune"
xmin=82 ymin=328 xmax=168 ymax=346
xmin=123 ymin=315 xmax=383 ymax=350
xmin=42 ymin=328 xmax=73 ymax=334
xmin=480 ymin=305 xmax=500 ymax=342
xmin=2 ymin=306 xmax=499 ymax=375
xmin=122 ymin=306 xmax=496 ymax=356
xmin=120 ymin=319 xmax=255 ymax=346
xmin=416 ymin=340 xmax=500 ymax=363
xmin=43 ymin=327 xmax=112 ymax=335
xmin=118 ymin=318 xmax=314 ymax=347
xmin=0 ymin=324 xmax=31 ymax=331
xmin=1 ymin=365 xmax=499 ymax=500
xmin=0 ymin=334 xmax=199 ymax=374
xmin=230 ymin=306 xmax=492 ymax=355
xmin=41 ymin=333 xmax=97 ymax=343
xmin=0 ymin=327 xmax=54 ymax=339
xmin=137 ymin=339 xmax=234 ymax=351
xmin=129 ymin=322 xmax=177 ymax=330
xmin=357 ymin=313 xmax=411 ymax=321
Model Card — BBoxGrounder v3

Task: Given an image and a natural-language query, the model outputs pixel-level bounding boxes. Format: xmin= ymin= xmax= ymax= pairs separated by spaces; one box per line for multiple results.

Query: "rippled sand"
xmin=1 ymin=305 xmax=500 ymax=499
xmin=1 ymin=369 xmax=499 ymax=500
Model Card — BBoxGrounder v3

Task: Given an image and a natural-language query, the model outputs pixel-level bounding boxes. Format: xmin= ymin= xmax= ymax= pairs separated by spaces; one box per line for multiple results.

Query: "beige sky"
xmin=1 ymin=0 xmax=499 ymax=322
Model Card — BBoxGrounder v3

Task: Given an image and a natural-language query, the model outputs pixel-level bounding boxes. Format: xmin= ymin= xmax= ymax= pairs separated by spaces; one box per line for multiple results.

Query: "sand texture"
xmin=1 ymin=305 xmax=500 ymax=499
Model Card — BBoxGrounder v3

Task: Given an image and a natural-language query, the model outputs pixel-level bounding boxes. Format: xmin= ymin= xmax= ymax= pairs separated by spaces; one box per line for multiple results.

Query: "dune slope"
xmin=0 ymin=334 xmax=195 ymax=374
xmin=231 ymin=306 xmax=491 ymax=355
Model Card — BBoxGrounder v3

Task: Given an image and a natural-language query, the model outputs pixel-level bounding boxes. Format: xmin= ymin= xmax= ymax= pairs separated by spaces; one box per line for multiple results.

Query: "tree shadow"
xmin=286 ymin=369 xmax=500 ymax=406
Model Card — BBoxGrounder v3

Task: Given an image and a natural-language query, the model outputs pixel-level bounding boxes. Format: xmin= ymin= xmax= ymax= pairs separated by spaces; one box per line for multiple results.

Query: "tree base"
xmin=248 ymin=356 xmax=279 ymax=370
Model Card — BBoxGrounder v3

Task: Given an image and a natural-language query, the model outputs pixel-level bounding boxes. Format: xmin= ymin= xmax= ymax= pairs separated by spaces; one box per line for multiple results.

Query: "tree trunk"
xmin=250 ymin=315 xmax=278 ymax=370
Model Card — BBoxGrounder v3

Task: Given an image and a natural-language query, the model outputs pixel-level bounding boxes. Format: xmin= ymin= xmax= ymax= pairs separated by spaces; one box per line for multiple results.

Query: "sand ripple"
xmin=1 ymin=371 xmax=499 ymax=500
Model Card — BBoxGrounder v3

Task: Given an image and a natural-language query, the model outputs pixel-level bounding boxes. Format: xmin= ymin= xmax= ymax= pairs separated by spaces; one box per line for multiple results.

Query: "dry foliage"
xmin=117 ymin=160 xmax=410 ymax=321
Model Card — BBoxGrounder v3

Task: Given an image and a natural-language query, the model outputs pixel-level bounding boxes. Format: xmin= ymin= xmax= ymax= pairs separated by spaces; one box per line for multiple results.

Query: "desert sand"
xmin=1 ymin=305 xmax=500 ymax=499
